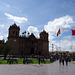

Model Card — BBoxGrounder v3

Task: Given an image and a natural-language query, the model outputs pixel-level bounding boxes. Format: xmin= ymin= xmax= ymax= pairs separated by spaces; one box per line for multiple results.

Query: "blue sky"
xmin=0 ymin=0 xmax=75 ymax=52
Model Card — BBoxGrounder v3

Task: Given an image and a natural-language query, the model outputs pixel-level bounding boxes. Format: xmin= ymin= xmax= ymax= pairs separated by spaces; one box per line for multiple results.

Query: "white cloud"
xmin=27 ymin=26 xmax=39 ymax=38
xmin=63 ymin=35 xmax=72 ymax=40
xmin=0 ymin=24 xmax=4 ymax=28
xmin=44 ymin=15 xmax=74 ymax=40
xmin=0 ymin=35 xmax=3 ymax=40
xmin=5 ymin=13 xmax=28 ymax=23
xmin=44 ymin=15 xmax=74 ymax=51
xmin=50 ymin=35 xmax=75 ymax=52
xmin=60 ymin=39 xmax=75 ymax=52
xmin=4 ymin=34 xmax=8 ymax=37
xmin=44 ymin=15 xmax=73 ymax=34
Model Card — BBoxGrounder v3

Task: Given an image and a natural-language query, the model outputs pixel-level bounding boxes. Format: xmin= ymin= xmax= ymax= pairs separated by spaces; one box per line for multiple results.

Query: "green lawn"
xmin=0 ymin=58 xmax=51 ymax=64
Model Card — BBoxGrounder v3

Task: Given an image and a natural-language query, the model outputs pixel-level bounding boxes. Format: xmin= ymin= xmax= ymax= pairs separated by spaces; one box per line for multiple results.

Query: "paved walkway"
xmin=0 ymin=61 xmax=75 ymax=75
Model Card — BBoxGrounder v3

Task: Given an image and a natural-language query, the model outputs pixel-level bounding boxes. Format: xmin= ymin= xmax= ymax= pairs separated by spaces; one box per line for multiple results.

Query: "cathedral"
xmin=8 ymin=23 xmax=49 ymax=56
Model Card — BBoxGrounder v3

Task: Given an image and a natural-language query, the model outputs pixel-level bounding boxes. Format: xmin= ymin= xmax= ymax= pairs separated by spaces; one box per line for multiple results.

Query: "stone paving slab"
xmin=0 ymin=61 xmax=75 ymax=75
xmin=71 ymin=61 xmax=75 ymax=64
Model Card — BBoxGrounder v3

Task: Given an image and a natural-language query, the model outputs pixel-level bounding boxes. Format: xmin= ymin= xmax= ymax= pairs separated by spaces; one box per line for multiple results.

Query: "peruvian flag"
xmin=72 ymin=29 xmax=75 ymax=36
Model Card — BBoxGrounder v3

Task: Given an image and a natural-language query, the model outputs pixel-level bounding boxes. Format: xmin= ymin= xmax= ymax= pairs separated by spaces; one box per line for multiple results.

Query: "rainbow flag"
xmin=57 ymin=29 xmax=60 ymax=36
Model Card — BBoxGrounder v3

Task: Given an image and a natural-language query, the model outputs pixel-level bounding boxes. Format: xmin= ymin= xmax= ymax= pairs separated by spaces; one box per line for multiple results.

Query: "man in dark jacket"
xmin=65 ymin=56 xmax=69 ymax=65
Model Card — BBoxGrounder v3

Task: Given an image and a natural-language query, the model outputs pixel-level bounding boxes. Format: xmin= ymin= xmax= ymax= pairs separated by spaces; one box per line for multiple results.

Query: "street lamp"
xmin=52 ymin=44 xmax=53 ymax=56
xmin=52 ymin=44 xmax=53 ymax=52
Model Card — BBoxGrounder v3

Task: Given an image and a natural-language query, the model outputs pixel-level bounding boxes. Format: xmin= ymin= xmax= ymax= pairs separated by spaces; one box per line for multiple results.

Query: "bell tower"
xmin=8 ymin=23 xmax=20 ymax=38
xmin=40 ymin=30 xmax=48 ymax=41
xmin=40 ymin=30 xmax=49 ymax=56
xmin=8 ymin=23 xmax=20 ymax=55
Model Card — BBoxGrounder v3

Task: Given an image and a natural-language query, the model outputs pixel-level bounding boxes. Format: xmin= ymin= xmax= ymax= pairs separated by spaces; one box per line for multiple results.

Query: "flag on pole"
xmin=57 ymin=29 xmax=60 ymax=36
xmin=72 ymin=29 xmax=75 ymax=36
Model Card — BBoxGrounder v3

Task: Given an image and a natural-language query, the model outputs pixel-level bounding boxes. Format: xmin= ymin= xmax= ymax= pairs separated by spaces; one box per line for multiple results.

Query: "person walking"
xmin=38 ymin=55 xmax=41 ymax=65
xmin=62 ymin=56 xmax=64 ymax=65
xmin=42 ymin=56 xmax=45 ymax=63
xmin=65 ymin=56 xmax=69 ymax=66
xmin=59 ymin=56 xmax=62 ymax=65
xmin=50 ymin=56 xmax=53 ymax=63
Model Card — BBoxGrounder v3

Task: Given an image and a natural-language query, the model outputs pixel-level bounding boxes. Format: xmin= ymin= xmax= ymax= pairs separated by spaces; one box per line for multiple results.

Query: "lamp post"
xmin=52 ymin=44 xmax=53 ymax=56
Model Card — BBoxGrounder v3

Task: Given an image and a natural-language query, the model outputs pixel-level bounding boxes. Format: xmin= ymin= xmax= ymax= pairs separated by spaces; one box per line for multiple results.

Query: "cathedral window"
xmin=13 ymin=31 xmax=15 ymax=35
xmin=16 ymin=31 xmax=17 ymax=35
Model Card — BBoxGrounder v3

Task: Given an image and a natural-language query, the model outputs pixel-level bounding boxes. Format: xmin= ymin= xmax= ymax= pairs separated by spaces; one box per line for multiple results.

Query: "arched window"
xmin=16 ymin=31 xmax=17 ymax=35
xmin=13 ymin=31 xmax=15 ymax=35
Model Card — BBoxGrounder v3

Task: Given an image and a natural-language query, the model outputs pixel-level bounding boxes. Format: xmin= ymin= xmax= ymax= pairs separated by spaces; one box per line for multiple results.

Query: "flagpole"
xmin=71 ymin=29 xmax=73 ymax=52
xmin=49 ymin=32 xmax=52 ymax=52
xmin=59 ymin=34 xmax=61 ymax=55
xmin=71 ymin=29 xmax=75 ymax=52
xmin=57 ymin=28 xmax=61 ymax=55
xmin=71 ymin=35 xmax=72 ymax=52
xmin=59 ymin=35 xmax=60 ymax=51
xmin=59 ymin=28 xmax=61 ymax=56
xmin=58 ymin=28 xmax=61 ymax=52
xmin=71 ymin=29 xmax=72 ymax=52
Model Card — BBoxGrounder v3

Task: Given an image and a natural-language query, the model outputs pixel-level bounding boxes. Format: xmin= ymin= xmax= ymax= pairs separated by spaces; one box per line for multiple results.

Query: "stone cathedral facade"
xmin=8 ymin=23 xmax=49 ymax=56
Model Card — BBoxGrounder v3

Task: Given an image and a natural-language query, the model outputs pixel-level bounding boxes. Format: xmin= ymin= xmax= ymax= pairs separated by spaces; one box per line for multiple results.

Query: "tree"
xmin=2 ymin=41 xmax=11 ymax=60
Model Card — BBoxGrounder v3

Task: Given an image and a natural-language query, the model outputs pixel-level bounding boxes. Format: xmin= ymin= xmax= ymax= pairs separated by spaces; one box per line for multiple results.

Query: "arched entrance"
xmin=31 ymin=47 xmax=34 ymax=54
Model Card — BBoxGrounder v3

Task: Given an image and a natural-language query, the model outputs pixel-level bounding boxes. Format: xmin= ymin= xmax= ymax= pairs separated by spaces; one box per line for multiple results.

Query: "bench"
xmin=0 ymin=60 xmax=4 ymax=63
xmin=41 ymin=59 xmax=46 ymax=63
xmin=23 ymin=59 xmax=33 ymax=64
xmin=7 ymin=59 xmax=18 ymax=64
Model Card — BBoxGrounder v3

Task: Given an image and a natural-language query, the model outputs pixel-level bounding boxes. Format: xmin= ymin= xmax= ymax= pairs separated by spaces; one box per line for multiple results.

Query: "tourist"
xmin=59 ymin=56 xmax=62 ymax=65
xmin=23 ymin=58 xmax=25 ymax=64
xmin=38 ymin=56 xmax=41 ymax=65
xmin=62 ymin=56 xmax=64 ymax=65
xmin=42 ymin=56 xmax=45 ymax=63
xmin=65 ymin=56 xmax=69 ymax=65
xmin=50 ymin=56 xmax=53 ymax=63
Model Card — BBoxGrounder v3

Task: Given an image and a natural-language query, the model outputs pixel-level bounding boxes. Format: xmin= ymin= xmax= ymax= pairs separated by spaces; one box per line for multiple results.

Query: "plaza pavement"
xmin=0 ymin=61 xmax=75 ymax=75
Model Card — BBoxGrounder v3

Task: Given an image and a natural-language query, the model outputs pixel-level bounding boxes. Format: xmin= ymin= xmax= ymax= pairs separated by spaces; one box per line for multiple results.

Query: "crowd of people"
xmin=49 ymin=54 xmax=70 ymax=66
xmin=59 ymin=55 xmax=70 ymax=65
